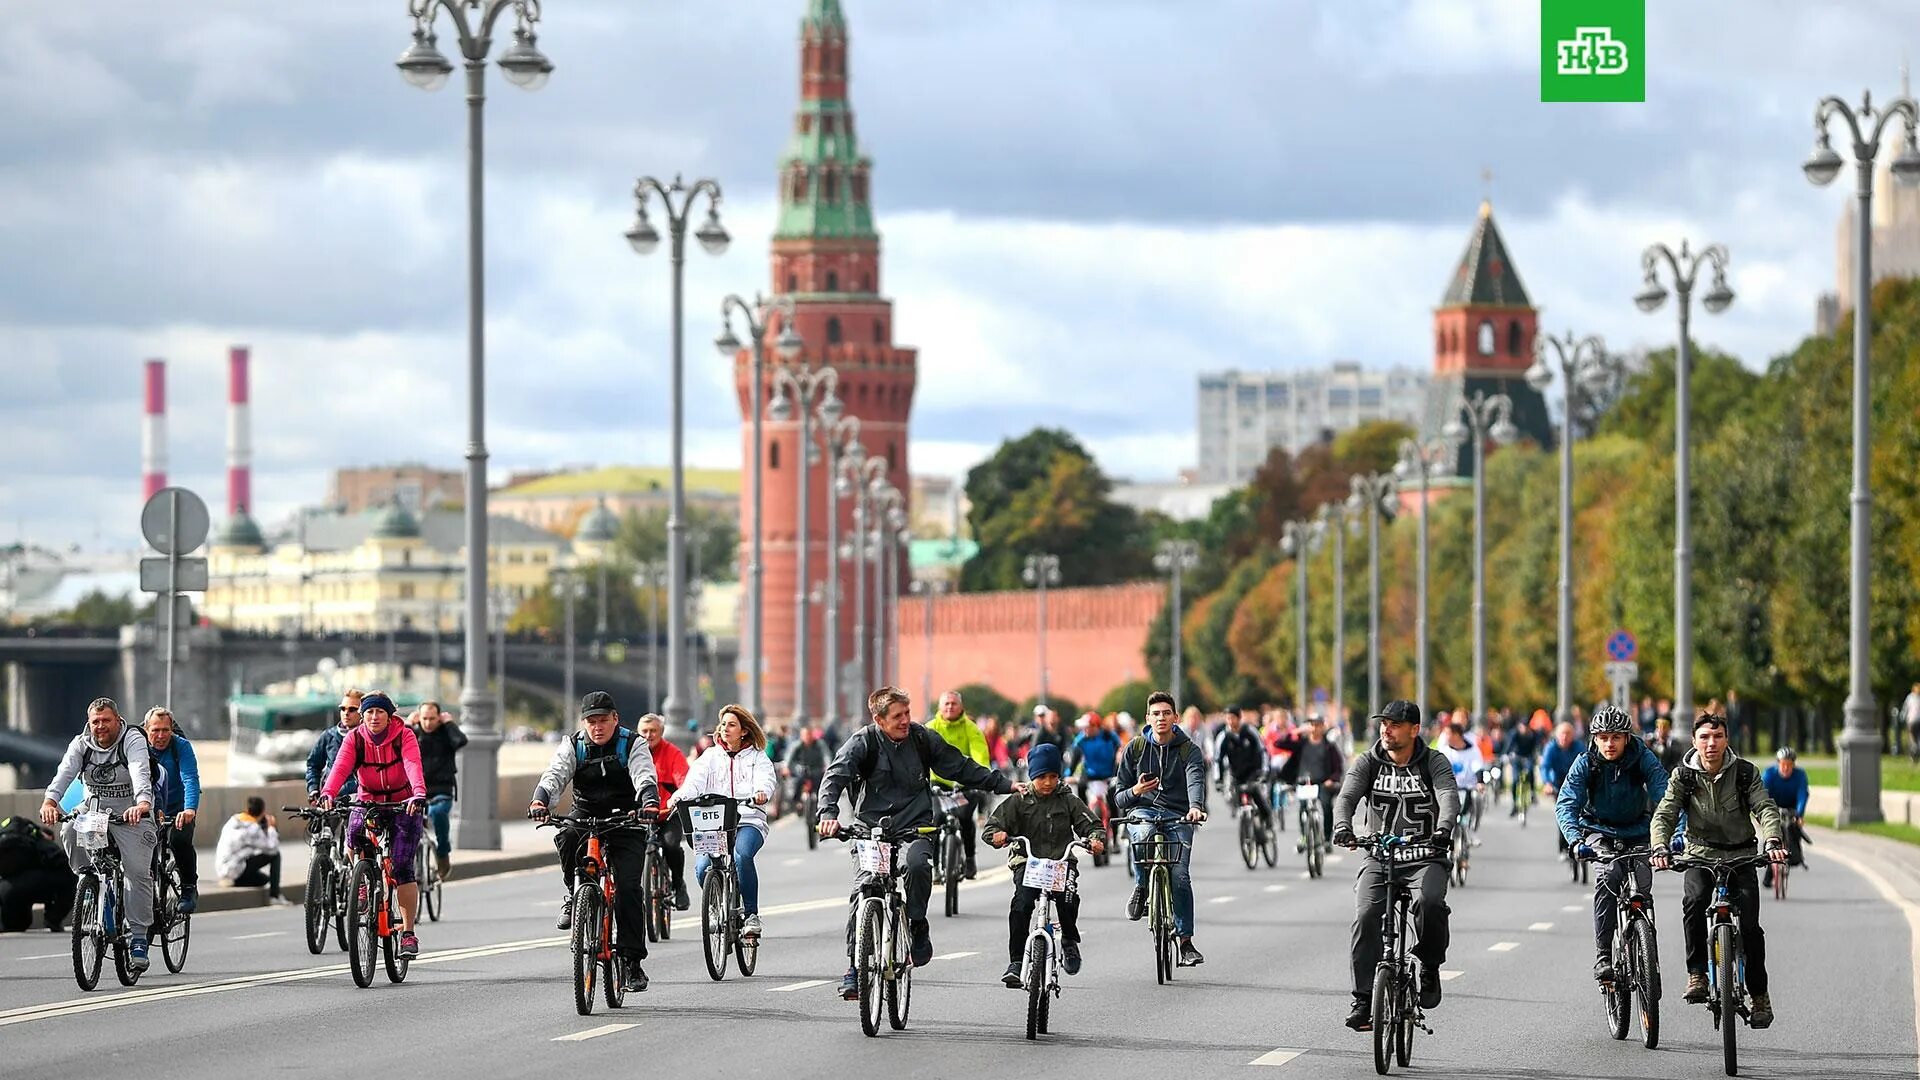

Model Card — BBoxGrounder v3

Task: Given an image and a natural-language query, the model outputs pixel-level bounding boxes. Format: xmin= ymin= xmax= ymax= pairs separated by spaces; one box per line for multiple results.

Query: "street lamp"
xmin=1526 ymin=331 xmax=1609 ymax=725
xmin=1022 ymin=554 xmax=1063 ymax=708
xmin=717 ymin=293 xmax=803 ymax=721
xmin=867 ymin=484 xmax=906 ymax=687
xmin=886 ymin=510 xmax=910 ymax=687
xmin=1395 ymin=437 xmax=1452 ymax=728
xmin=1442 ymin=391 xmax=1519 ymax=725
xmin=636 ymin=560 xmax=667 ymax=712
xmin=1317 ymin=502 xmax=1355 ymax=732
xmin=628 ymin=174 xmax=729 ymax=731
xmin=908 ymin=578 xmax=949 ymax=710
xmin=819 ymin=419 xmax=862 ymax=726
xmin=1635 ymin=240 xmax=1732 ymax=733
xmin=768 ymin=362 xmax=841 ymax=726
xmin=398 ymin=0 xmax=553 ymax=850
xmin=1280 ymin=519 xmax=1323 ymax=713
xmin=1805 ymin=86 xmax=1920 ymax=824
xmin=551 ymin=564 xmax=586 ymax=722
xmin=1348 ymin=474 xmax=1398 ymax=720
xmin=1154 ymin=540 xmax=1200 ymax=705
xmin=844 ymin=454 xmax=889 ymax=699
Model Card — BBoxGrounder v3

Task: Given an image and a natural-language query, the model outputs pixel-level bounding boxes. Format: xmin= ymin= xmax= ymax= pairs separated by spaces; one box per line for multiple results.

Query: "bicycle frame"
xmin=832 ymin=819 xmax=929 ymax=1036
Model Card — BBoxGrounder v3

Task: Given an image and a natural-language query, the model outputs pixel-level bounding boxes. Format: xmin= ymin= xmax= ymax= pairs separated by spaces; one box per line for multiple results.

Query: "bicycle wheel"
xmin=159 ymin=874 xmax=190 ymax=974
xmin=423 ymin=846 xmax=443 ymax=923
xmin=1635 ymin=917 xmax=1661 ymax=1050
xmin=1307 ymin=821 xmax=1325 ymax=879
xmin=1261 ymin=816 xmax=1280 ymax=868
xmin=1452 ymin=834 xmax=1469 ymax=888
xmin=1395 ymin=970 xmax=1414 ymax=1066
xmin=381 ymin=886 xmax=409 ymax=984
xmin=642 ymin=852 xmax=661 ymax=944
xmin=1371 ymin=966 xmax=1395 ymax=1075
xmin=886 ymin=903 xmax=913 ymax=1031
xmin=111 ymin=881 xmax=138 ymax=987
xmin=71 ymin=874 xmax=102 ymax=991
xmin=571 ymin=882 xmax=599 ymax=1016
xmin=804 ymin=797 xmax=819 ymax=850
xmin=1239 ymin=814 xmax=1259 ymax=870
xmin=702 ymin=870 xmax=731 ymax=981
xmin=1605 ymin=931 xmax=1630 ymax=1040
xmin=1025 ymin=935 xmax=1049 ymax=1040
xmin=653 ymin=856 xmax=673 ymax=942
xmin=600 ymin=889 xmax=625 ymax=1011
xmin=733 ymin=884 xmax=759 ymax=978
xmin=1716 ymin=923 xmax=1739 ymax=1076
xmin=1772 ymin=863 xmax=1787 ymax=901
xmin=304 ymin=856 xmax=331 ymax=954
xmin=346 ymin=861 xmax=379 ymax=988
xmin=943 ymin=832 xmax=962 ymax=917
xmin=857 ymin=903 xmax=884 ymax=1037
xmin=332 ymin=862 xmax=350 ymax=952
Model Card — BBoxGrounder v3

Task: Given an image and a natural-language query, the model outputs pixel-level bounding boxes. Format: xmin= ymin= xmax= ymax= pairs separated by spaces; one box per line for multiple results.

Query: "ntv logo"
xmin=1556 ymin=27 xmax=1629 ymax=77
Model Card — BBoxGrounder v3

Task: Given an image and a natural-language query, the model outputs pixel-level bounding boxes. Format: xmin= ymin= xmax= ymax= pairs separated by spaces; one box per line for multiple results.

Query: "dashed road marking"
xmin=230 ymin=932 xmax=285 ymax=941
xmin=14 ymin=954 xmax=64 ymax=962
xmin=552 ymin=1023 xmax=636 ymax=1042
xmin=1210 ymin=896 xmax=1238 ymax=905
xmin=1263 ymin=884 xmax=1288 ymax=893
xmin=1248 ymin=1048 xmax=1306 ymax=1067
xmin=1440 ymin=970 xmax=1464 ymax=981
xmin=930 ymin=951 xmax=978 ymax=961
xmin=782 ymin=858 xmax=805 ymax=867
xmin=766 ymin=979 xmax=831 ymax=993
xmin=1560 ymin=904 xmax=1584 ymax=912
xmin=1488 ymin=941 xmax=1520 ymax=952
xmin=1527 ymin=922 xmax=1553 ymax=931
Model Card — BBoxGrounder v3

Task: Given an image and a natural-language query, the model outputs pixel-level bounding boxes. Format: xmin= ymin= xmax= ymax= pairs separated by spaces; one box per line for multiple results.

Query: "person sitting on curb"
xmin=214 ymin=796 xmax=289 ymax=906
xmin=0 ymin=814 xmax=74 ymax=932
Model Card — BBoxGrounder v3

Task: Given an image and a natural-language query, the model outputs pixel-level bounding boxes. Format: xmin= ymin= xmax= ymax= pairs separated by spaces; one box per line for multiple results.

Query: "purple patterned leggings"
xmin=348 ymin=805 xmax=424 ymax=885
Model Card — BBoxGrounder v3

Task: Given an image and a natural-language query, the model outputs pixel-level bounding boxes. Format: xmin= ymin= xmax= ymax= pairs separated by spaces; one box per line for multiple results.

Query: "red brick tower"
xmin=739 ymin=0 xmax=916 ymax=724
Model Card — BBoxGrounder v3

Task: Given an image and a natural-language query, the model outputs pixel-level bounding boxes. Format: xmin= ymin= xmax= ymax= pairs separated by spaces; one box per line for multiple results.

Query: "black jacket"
xmin=818 ymin=723 xmax=1010 ymax=830
xmin=1213 ymin=726 xmax=1266 ymax=786
xmin=412 ymin=722 xmax=468 ymax=798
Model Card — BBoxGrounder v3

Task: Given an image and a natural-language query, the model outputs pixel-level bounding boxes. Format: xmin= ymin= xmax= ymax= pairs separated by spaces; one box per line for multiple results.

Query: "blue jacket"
xmin=1071 ymin=730 xmax=1121 ymax=781
xmin=1556 ymin=740 xmax=1669 ymax=845
xmin=305 ymin=725 xmax=358 ymax=797
xmin=1540 ymin=739 xmax=1582 ymax=790
xmin=150 ymin=736 xmax=201 ymax=815
xmin=1762 ymin=764 xmax=1809 ymax=817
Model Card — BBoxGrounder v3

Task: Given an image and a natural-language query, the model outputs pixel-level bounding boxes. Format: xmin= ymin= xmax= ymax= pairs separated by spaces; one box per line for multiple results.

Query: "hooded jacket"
xmin=926 ymin=711 xmax=989 ymax=788
xmin=306 ymin=724 xmax=358 ymax=797
xmin=672 ymin=744 xmax=776 ymax=835
xmin=818 ymin=722 xmax=1010 ymax=830
xmin=1332 ymin=740 xmax=1459 ymax=864
xmin=1650 ymin=748 xmax=1784 ymax=859
xmin=1555 ymin=738 xmax=1669 ymax=846
xmin=214 ymin=811 xmax=280 ymax=881
xmin=1112 ymin=726 xmax=1208 ymax=817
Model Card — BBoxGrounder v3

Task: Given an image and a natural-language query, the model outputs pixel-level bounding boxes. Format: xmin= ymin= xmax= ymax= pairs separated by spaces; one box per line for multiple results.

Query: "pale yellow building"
xmin=489 ymin=465 xmax=740 ymax=536
xmin=204 ymin=501 xmax=568 ymax=633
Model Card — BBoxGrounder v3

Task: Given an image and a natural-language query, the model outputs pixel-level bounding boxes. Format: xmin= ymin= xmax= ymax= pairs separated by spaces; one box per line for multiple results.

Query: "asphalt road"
xmin=1 ymin=798 xmax=1911 ymax=1080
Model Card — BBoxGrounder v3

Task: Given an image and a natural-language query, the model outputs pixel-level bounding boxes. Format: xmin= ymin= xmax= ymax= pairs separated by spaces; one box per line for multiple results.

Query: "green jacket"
xmin=986 ymin=788 xmax=1103 ymax=874
xmin=1650 ymin=748 xmax=1785 ymax=860
xmin=927 ymin=712 xmax=989 ymax=788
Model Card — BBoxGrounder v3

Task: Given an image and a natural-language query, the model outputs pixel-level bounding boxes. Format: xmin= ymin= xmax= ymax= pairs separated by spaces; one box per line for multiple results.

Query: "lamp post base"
xmin=453 ymin=690 xmax=503 ymax=849
xmin=1837 ymin=720 xmax=1884 ymax=826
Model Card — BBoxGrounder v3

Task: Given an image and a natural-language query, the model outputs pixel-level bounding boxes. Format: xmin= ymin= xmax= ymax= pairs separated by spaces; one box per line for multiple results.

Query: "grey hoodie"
xmin=45 ymin=726 xmax=154 ymax=812
xmin=1333 ymin=740 xmax=1459 ymax=864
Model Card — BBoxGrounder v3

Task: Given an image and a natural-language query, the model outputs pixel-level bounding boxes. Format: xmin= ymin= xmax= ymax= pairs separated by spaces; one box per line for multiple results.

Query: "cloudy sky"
xmin=3 ymin=0 xmax=1911 ymax=549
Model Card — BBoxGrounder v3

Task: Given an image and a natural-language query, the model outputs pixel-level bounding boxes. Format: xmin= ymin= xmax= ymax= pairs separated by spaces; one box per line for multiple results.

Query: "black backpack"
xmin=857 ymin=723 xmax=938 ymax=787
xmin=0 ymin=815 xmax=43 ymax=876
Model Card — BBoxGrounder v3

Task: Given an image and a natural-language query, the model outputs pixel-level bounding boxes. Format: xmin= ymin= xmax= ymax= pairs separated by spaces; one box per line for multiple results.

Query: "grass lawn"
xmin=1796 ymin=756 xmax=1920 ymax=793
xmin=1805 ymin=812 xmax=1920 ymax=846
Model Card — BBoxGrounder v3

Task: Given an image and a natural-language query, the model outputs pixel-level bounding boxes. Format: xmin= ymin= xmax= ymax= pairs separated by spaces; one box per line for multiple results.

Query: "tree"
xmin=42 ymin=589 xmax=137 ymax=628
xmin=960 ymin=428 xmax=1154 ymax=592
xmin=1019 ymin=694 xmax=1081 ymax=724
xmin=952 ymin=682 xmax=1015 ymax=726
xmin=1096 ymin=678 xmax=1158 ymax=717
xmin=507 ymin=565 xmax=649 ymax=639
xmin=614 ymin=505 xmax=739 ymax=582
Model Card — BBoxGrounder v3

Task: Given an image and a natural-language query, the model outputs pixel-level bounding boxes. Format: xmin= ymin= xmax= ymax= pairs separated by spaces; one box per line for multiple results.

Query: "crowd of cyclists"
xmin=30 ymin=677 xmax=1808 ymax=1056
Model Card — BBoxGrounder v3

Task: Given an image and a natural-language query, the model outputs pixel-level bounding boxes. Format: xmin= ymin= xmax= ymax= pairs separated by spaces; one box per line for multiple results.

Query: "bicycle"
xmin=1448 ymin=809 xmax=1472 ymax=888
xmin=150 ymin=815 xmax=191 ymax=974
xmin=1118 ymin=812 xmax=1203 ymax=985
xmin=63 ymin=808 xmax=148 ymax=990
xmin=1295 ymin=781 xmax=1327 ymax=879
xmin=536 ymin=811 xmax=649 ymax=1015
xmin=341 ymin=798 xmax=419 ymax=989
xmin=414 ymin=795 xmax=449 ymax=922
xmin=828 ymin=818 xmax=931 ymax=1037
xmin=1509 ymin=757 xmax=1537 ymax=826
xmin=641 ymin=821 xmax=674 ymax=942
xmin=285 ymin=806 xmax=350 ymax=954
xmin=683 ymin=793 xmax=759 ymax=981
xmin=1004 ymin=836 xmax=1098 ymax=1040
xmin=1080 ymin=778 xmax=1114 ymax=867
xmin=795 ymin=777 xmax=821 ymax=851
xmin=1340 ymin=833 xmax=1434 ymax=1075
xmin=1661 ymin=852 xmax=1775 ymax=1077
xmin=1582 ymin=844 xmax=1660 ymax=1049
xmin=1233 ymin=782 xmax=1278 ymax=870
xmin=930 ymin=786 xmax=968 ymax=917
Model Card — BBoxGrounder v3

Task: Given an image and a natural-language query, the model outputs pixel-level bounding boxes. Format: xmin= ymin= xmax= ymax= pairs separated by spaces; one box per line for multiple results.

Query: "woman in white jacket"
xmin=669 ymin=704 xmax=776 ymax=938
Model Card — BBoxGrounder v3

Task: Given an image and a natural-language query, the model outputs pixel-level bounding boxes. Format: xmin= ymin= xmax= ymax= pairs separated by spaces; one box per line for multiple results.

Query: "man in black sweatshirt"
xmin=1333 ymin=700 xmax=1459 ymax=1032
xmin=410 ymin=702 xmax=467 ymax=879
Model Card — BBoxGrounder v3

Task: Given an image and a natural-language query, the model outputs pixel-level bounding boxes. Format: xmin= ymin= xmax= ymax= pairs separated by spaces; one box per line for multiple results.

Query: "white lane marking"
xmin=1248 ymin=1048 xmax=1306 ymax=1067
xmin=1440 ymin=970 xmax=1464 ymax=981
xmin=1298 ymin=871 xmax=1313 ymax=880
xmin=1527 ymin=922 xmax=1553 ymax=931
xmin=533 ymin=900 xmax=564 ymax=908
xmin=552 ymin=1023 xmax=636 ymax=1042
xmin=1808 ymin=836 xmax=1920 ymax=1075
xmin=1263 ymin=884 xmax=1288 ymax=893
xmin=15 ymin=954 xmax=65 ymax=961
xmin=766 ymin=979 xmax=831 ymax=993
xmin=930 ymin=951 xmax=977 ymax=961
xmin=1488 ymin=941 xmax=1520 ymax=952
xmin=230 ymin=932 xmax=286 ymax=941
xmin=1560 ymin=904 xmax=1584 ymax=912
xmin=782 ymin=858 xmax=805 ymax=867
xmin=1326 ymin=854 xmax=1345 ymax=864
xmin=1209 ymin=896 xmax=1238 ymax=905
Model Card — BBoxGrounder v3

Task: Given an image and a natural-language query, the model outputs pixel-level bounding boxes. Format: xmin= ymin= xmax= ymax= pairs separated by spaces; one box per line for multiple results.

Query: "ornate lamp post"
xmin=1441 ymin=392 xmax=1519 ymax=725
xmin=1280 ymin=519 xmax=1323 ymax=712
xmin=1525 ymin=331 xmax=1609 ymax=724
xmin=1022 ymin=554 xmax=1063 ymax=708
xmin=768 ymin=363 xmax=841 ymax=726
xmin=1154 ymin=540 xmax=1200 ymax=704
xmin=1348 ymin=474 xmax=1398 ymax=720
xmin=1394 ymin=437 xmax=1451 ymax=728
xmin=1317 ymin=503 xmax=1354 ymax=732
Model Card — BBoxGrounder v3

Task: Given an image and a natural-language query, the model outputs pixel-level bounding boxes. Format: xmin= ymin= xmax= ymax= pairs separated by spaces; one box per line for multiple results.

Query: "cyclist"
xmin=1650 ymin=711 xmax=1787 ymax=1029
xmin=39 ymin=697 xmax=159 ymax=973
xmin=817 ymin=685 xmax=1023 ymax=1000
xmin=1213 ymin=706 xmax=1271 ymax=833
xmin=783 ymin=724 xmax=831 ymax=814
xmin=1275 ymin=713 xmax=1344 ymax=854
xmin=1760 ymin=747 xmax=1810 ymax=887
xmin=638 ymin=712 xmax=691 ymax=910
xmin=927 ymin=690 xmax=991 ymax=880
xmin=668 ymin=704 xmax=775 ymax=940
xmin=1069 ymin=711 xmax=1122 ymax=834
xmin=529 ymin=691 xmax=658 ymax=993
xmin=983 ymin=742 xmax=1105 ymax=986
xmin=307 ymin=689 xmax=363 ymax=803
xmin=319 ymin=691 xmax=426 ymax=959
xmin=1113 ymin=690 xmax=1209 ymax=968
xmin=142 ymin=707 xmax=201 ymax=914
xmin=1500 ymin=715 xmax=1543 ymax=815
xmin=409 ymin=701 xmax=465 ymax=882
xmin=1553 ymin=704 xmax=1668 ymax=983
xmin=1540 ymin=720 xmax=1583 ymax=857
xmin=1435 ymin=720 xmax=1485 ymax=858
xmin=1332 ymin=699 xmax=1458 ymax=1032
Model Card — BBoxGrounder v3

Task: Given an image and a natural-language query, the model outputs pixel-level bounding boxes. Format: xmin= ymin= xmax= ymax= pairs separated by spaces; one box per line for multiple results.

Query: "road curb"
xmin=192 ymin=851 xmax=554 ymax=913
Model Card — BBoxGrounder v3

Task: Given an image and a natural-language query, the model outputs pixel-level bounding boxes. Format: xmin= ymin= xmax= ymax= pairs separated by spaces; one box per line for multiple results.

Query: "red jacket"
xmin=649 ymin=739 xmax=689 ymax=820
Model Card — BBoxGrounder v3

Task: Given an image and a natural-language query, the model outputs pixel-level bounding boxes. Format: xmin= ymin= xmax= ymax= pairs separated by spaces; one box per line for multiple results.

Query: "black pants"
xmin=0 ymin=869 xmax=75 ymax=931
xmin=1593 ymin=854 xmax=1653 ymax=956
xmin=1351 ymin=859 xmax=1451 ymax=998
xmin=233 ymin=852 xmax=283 ymax=898
xmin=1682 ymin=864 xmax=1767 ymax=995
xmin=952 ymin=798 xmax=977 ymax=861
xmin=168 ymin=820 xmax=198 ymax=889
xmin=843 ymin=838 xmax=933 ymax=958
xmin=1008 ymin=879 xmax=1079 ymax=963
xmin=555 ymin=830 xmax=649 ymax=960
xmin=656 ymin=817 xmax=686 ymax=889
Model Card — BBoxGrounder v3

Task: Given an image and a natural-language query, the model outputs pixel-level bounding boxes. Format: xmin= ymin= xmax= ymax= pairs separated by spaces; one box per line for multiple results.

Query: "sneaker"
xmin=1126 ymin=886 xmax=1146 ymax=921
xmin=1063 ymin=940 xmax=1082 ymax=976
xmin=1593 ymin=955 xmax=1615 ymax=983
xmin=399 ymin=931 xmax=420 ymax=958
xmin=1749 ymin=992 xmax=1774 ymax=1029
xmin=436 ymin=852 xmax=452 ymax=880
xmin=1176 ymin=939 xmax=1204 ymax=967
xmin=622 ymin=958 xmax=649 ymax=993
xmin=1002 ymin=962 xmax=1024 ymax=989
xmin=909 ymin=919 xmax=934 ymax=967
xmin=1761 ymin=867 xmax=1774 ymax=888
xmin=267 ymin=894 xmax=292 ymax=908
xmin=1419 ymin=963 xmax=1442 ymax=1009
xmin=1684 ymin=972 xmax=1710 ymax=1003
xmin=964 ymin=854 xmax=977 ymax=880
xmin=742 ymin=914 xmax=763 ymax=939
xmin=1345 ymin=998 xmax=1373 ymax=1031
xmin=555 ymin=897 xmax=573 ymax=931
xmin=177 ymin=888 xmax=198 ymax=915
xmin=839 ymin=967 xmax=860 ymax=1000
xmin=128 ymin=937 xmax=150 ymax=974
xmin=673 ymin=880 xmax=691 ymax=911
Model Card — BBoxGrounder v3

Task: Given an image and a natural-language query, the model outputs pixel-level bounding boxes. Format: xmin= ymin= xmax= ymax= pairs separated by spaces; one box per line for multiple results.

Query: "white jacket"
xmin=214 ymin=813 xmax=280 ymax=881
xmin=672 ymin=745 xmax=776 ymax=835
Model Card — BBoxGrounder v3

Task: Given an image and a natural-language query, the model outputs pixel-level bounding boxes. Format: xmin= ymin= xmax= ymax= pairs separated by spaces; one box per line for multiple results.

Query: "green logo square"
xmin=1541 ymin=0 xmax=1645 ymax=102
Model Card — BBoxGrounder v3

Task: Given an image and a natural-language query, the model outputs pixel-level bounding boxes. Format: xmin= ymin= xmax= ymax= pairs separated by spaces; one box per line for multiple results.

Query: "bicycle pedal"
xmin=1413 ymin=1019 xmax=1433 ymax=1036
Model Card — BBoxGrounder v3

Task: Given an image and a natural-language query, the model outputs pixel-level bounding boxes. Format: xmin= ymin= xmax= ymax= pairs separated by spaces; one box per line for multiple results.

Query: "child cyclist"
xmin=983 ymin=743 xmax=1106 ymax=987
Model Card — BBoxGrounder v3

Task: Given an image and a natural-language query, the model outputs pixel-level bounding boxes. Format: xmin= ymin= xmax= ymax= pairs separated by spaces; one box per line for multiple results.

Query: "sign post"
xmin=140 ymin=487 xmax=210 ymax=710
xmin=1602 ymin=628 xmax=1640 ymax=713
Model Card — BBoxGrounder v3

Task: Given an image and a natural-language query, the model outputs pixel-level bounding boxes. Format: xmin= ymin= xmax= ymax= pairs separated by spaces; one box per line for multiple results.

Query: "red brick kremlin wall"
xmin=893 ymin=582 xmax=1166 ymax=715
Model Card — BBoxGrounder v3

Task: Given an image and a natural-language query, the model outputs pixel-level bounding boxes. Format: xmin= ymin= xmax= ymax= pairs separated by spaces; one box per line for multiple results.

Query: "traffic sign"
xmin=1605 ymin=630 xmax=1638 ymax=663
xmin=1604 ymin=661 xmax=1639 ymax=683
xmin=140 ymin=487 xmax=209 ymax=555
xmin=141 ymin=556 xmax=207 ymax=593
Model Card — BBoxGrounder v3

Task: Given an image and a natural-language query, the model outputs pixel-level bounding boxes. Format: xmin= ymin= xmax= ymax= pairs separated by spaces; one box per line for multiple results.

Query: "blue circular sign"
xmin=1606 ymin=630 xmax=1638 ymax=662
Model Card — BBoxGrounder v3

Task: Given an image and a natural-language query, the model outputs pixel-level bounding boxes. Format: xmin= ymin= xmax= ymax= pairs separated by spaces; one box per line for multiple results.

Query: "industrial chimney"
xmin=142 ymin=359 xmax=166 ymax=502
xmin=227 ymin=346 xmax=251 ymax=515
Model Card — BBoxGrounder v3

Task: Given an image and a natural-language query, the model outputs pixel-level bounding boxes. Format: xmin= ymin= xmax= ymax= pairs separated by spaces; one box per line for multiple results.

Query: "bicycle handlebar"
xmin=534 ymin=812 xmax=653 ymax=834
xmin=1662 ymin=853 xmax=1774 ymax=874
xmin=1579 ymin=844 xmax=1656 ymax=864
xmin=1339 ymin=832 xmax=1435 ymax=852
xmin=1000 ymin=835 xmax=1100 ymax=860
xmin=822 ymin=822 xmax=936 ymax=844
xmin=1115 ymin=812 xmax=1207 ymax=827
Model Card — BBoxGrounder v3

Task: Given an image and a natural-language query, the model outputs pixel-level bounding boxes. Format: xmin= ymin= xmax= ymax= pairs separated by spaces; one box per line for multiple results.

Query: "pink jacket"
xmin=322 ymin=722 xmax=426 ymax=803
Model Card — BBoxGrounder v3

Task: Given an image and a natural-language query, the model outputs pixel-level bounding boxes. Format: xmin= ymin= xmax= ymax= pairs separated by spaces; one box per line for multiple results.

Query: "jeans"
xmin=233 ymin=852 xmax=283 ymax=897
xmin=1681 ymin=864 xmax=1768 ymax=995
xmin=0 ymin=868 xmax=74 ymax=931
xmin=843 ymin=837 xmax=934 ymax=958
xmin=1127 ymin=813 xmax=1196 ymax=938
xmin=1350 ymin=858 xmax=1450 ymax=998
xmin=695 ymin=825 xmax=766 ymax=915
xmin=1593 ymin=853 xmax=1653 ymax=957
xmin=426 ymin=796 xmax=453 ymax=859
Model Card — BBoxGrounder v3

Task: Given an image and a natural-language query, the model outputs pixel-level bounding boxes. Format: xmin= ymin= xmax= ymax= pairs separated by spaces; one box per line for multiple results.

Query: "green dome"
xmin=576 ymin=500 xmax=620 ymax=543
xmin=370 ymin=499 xmax=420 ymax=540
xmin=214 ymin=508 xmax=266 ymax=549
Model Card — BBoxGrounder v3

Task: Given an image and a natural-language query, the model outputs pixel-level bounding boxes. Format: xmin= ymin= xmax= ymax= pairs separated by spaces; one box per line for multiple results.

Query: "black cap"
xmin=1372 ymin=699 xmax=1421 ymax=727
xmin=579 ymin=691 xmax=617 ymax=719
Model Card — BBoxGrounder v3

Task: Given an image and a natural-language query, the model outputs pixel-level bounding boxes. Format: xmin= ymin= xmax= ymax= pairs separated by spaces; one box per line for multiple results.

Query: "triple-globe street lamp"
xmin=1280 ymin=519 xmax=1324 ymax=713
xmin=1441 ymin=392 xmax=1518 ymax=725
xmin=1526 ymin=331 xmax=1609 ymax=725
xmin=768 ymin=363 xmax=841 ymax=727
xmin=1153 ymin=540 xmax=1200 ymax=704
xmin=1023 ymin=554 xmax=1063 ymax=709
xmin=1394 ymin=437 xmax=1452 ymax=730
xmin=1348 ymin=474 xmax=1398 ymax=720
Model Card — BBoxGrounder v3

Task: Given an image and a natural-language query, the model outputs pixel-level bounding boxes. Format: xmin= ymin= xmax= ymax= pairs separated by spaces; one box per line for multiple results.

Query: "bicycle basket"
xmin=75 ymin=811 xmax=111 ymax=851
xmin=1131 ymin=839 xmax=1189 ymax=866
xmin=1022 ymin=856 xmax=1072 ymax=893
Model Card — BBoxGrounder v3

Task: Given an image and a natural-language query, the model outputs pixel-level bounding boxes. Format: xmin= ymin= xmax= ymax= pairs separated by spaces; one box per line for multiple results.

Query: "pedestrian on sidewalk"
xmin=215 ymin=796 xmax=289 ymax=905
xmin=1903 ymin=683 xmax=1920 ymax=764
xmin=410 ymin=700 xmax=466 ymax=881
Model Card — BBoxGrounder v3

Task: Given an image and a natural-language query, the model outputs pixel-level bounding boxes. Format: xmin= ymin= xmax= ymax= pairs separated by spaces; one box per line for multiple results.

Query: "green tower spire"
xmin=775 ymin=0 xmax=875 ymax=240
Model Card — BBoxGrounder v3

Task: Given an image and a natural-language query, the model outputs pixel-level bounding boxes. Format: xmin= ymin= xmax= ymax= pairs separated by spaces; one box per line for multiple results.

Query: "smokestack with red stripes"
xmin=227 ymin=346 xmax=251 ymax=515
xmin=142 ymin=359 xmax=166 ymax=502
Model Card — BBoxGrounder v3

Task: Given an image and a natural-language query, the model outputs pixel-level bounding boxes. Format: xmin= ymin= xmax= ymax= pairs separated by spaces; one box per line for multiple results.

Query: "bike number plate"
xmin=1295 ymin=783 xmax=1317 ymax=800
xmin=1023 ymin=857 xmax=1071 ymax=893
xmin=689 ymin=806 xmax=728 ymax=855
xmin=75 ymin=811 xmax=111 ymax=851
xmin=853 ymin=839 xmax=892 ymax=874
